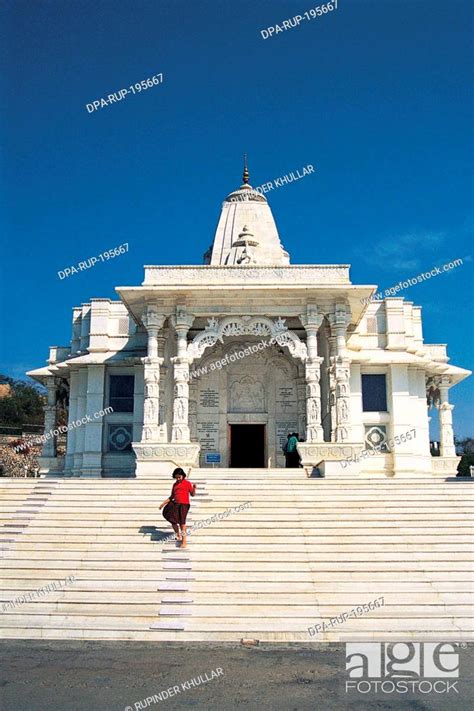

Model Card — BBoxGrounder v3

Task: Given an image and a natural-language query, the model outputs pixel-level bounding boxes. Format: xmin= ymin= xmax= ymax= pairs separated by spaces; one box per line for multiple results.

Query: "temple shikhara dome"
xmin=27 ymin=163 xmax=470 ymax=478
xmin=204 ymin=165 xmax=290 ymax=266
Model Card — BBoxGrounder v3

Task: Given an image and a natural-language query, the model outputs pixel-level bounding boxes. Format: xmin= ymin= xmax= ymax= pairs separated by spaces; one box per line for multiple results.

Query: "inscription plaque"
xmin=197 ymin=419 xmax=219 ymax=453
xmin=276 ymin=385 xmax=297 ymax=412
xmin=199 ymin=387 xmax=219 ymax=410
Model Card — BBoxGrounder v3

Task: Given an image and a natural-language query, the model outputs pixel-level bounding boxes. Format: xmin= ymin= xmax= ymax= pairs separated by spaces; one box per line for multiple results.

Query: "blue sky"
xmin=0 ymin=0 xmax=472 ymax=436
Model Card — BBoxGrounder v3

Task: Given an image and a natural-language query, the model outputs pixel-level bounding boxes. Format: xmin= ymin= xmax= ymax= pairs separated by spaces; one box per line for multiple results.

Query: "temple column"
xmin=72 ymin=370 xmax=87 ymax=475
xmin=327 ymin=332 xmax=337 ymax=442
xmin=141 ymin=308 xmax=166 ymax=442
xmin=42 ymin=376 xmax=57 ymax=457
xmin=329 ymin=304 xmax=352 ymax=442
xmin=300 ymin=307 xmax=324 ymax=442
xmin=171 ymin=308 xmax=195 ymax=443
xmin=157 ymin=328 xmax=168 ymax=435
xmin=64 ymin=370 xmax=79 ymax=474
xmin=296 ymin=367 xmax=306 ymax=439
xmin=439 ymin=376 xmax=456 ymax=457
xmin=188 ymin=371 xmax=198 ymax=443
xmin=81 ymin=365 xmax=105 ymax=477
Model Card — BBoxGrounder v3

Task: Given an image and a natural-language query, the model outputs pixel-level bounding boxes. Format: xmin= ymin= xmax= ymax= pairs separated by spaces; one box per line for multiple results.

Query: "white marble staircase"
xmin=0 ymin=470 xmax=472 ymax=642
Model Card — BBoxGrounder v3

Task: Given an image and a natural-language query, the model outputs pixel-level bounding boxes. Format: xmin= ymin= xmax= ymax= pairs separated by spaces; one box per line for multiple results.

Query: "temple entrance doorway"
xmin=229 ymin=424 xmax=265 ymax=468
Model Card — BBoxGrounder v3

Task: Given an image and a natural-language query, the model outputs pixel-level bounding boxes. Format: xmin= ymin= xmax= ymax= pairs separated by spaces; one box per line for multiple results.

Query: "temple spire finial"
xmin=242 ymin=153 xmax=249 ymax=184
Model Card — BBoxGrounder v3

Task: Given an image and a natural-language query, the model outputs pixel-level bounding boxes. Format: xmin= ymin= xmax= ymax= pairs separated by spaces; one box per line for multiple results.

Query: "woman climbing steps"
xmin=159 ymin=467 xmax=196 ymax=548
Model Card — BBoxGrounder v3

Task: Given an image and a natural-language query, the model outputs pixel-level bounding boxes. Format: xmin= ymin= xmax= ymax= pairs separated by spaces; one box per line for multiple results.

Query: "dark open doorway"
xmin=229 ymin=424 xmax=265 ymax=468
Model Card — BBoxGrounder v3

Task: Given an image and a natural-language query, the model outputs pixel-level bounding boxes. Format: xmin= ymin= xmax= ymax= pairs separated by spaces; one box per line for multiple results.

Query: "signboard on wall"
xmin=197 ymin=419 xmax=219 ymax=452
xmin=276 ymin=385 xmax=297 ymax=412
xmin=199 ymin=387 xmax=220 ymax=410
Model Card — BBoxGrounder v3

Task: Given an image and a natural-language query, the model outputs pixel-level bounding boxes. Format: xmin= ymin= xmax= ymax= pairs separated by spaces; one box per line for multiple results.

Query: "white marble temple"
xmin=28 ymin=171 xmax=471 ymax=477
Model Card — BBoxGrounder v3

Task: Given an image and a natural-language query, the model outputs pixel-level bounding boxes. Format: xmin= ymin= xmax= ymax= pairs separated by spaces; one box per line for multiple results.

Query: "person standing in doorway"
xmin=286 ymin=432 xmax=300 ymax=468
xmin=283 ymin=433 xmax=292 ymax=467
xmin=295 ymin=432 xmax=303 ymax=467
xmin=159 ymin=468 xmax=196 ymax=548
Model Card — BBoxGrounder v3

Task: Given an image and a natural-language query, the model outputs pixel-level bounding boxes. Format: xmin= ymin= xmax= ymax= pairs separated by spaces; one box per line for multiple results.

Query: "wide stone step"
xmin=1 ymin=488 xmax=470 ymax=496
xmin=0 ymin=614 xmax=470 ymax=634
xmin=0 ymin=508 xmax=471 ymax=519
xmin=2 ymin=544 xmax=472 ymax=560
xmin=0 ymin=486 xmax=469 ymax=495
xmin=0 ymin=585 xmax=471 ymax=602
xmin=0 ymin=628 xmax=468 ymax=642
xmin=2 ymin=552 xmax=471 ymax=567
xmin=1 ymin=476 xmax=469 ymax=488
xmin=1 ymin=527 xmax=471 ymax=540
xmin=2 ymin=531 xmax=470 ymax=545
xmin=1 ymin=561 xmax=471 ymax=578
xmin=0 ymin=495 xmax=456 ymax=504
xmin=5 ymin=481 xmax=461 ymax=488
xmin=1 ymin=513 xmax=472 ymax=522
xmin=1 ymin=486 xmax=470 ymax=493
xmin=4 ymin=534 xmax=472 ymax=558
xmin=1 ymin=573 xmax=470 ymax=592
xmin=3 ymin=581 xmax=468 ymax=594
xmin=2 ymin=604 xmax=471 ymax=620
xmin=1 ymin=519 xmax=470 ymax=530
xmin=2 ymin=477 xmax=469 ymax=484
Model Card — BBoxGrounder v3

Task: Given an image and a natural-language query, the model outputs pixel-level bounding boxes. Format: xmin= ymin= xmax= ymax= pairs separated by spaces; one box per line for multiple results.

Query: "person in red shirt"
xmin=159 ymin=468 xmax=196 ymax=548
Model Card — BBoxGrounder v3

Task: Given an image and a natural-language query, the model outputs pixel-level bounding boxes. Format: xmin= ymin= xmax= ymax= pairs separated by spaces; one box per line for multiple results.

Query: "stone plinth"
xmin=38 ymin=456 xmax=65 ymax=475
xmin=133 ymin=442 xmax=200 ymax=477
xmin=431 ymin=456 xmax=461 ymax=476
xmin=297 ymin=442 xmax=364 ymax=477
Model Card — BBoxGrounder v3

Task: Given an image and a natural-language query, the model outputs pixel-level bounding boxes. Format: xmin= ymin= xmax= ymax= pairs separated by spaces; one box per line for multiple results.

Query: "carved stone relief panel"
xmin=229 ymin=376 xmax=265 ymax=413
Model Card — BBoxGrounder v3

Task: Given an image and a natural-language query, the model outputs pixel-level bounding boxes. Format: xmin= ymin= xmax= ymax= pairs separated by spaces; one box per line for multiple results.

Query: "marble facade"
xmin=28 ymin=173 xmax=470 ymax=477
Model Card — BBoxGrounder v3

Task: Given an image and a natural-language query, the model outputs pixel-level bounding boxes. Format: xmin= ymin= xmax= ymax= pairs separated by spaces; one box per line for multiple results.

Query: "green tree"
xmin=0 ymin=375 xmax=46 ymax=427
xmin=455 ymin=437 xmax=474 ymax=476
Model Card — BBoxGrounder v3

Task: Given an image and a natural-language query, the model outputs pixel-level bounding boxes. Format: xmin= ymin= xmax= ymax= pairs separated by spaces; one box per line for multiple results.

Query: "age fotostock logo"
xmin=345 ymin=643 xmax=460 ymax=695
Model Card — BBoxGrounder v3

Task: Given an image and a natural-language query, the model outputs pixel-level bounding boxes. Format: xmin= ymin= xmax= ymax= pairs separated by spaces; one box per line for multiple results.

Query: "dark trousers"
xmin=287 ymin=451 xmax=300 ymax=468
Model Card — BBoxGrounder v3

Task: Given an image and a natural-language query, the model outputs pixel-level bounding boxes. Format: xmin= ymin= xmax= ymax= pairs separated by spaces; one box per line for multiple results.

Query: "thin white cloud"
xmin=364 ymin=232 xmax=445 ymax=270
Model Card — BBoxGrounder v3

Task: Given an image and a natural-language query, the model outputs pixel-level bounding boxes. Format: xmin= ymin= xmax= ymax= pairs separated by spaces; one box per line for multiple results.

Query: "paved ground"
xmin=1 ymin=641 xmax=472 ymax=711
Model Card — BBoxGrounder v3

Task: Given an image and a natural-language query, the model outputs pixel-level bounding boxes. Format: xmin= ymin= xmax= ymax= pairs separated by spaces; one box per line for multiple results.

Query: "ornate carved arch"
xmin=187 ymin=316 xmax=307 ymax=362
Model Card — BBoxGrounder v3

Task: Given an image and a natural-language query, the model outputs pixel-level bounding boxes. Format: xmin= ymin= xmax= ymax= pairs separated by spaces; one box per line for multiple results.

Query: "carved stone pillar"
xmin=189 ymin=396 xmax=198 ymax=442
xmin=171 ymin=308 xmax=194 ymax=443
xmin=300 ymin=307 xmax=324 ymax=443
xmin=142 ymin=358 xmax=164 ymax=442
xmin=333 ymin=357 xmax=351 ymax=442
xmin=141 ymin=308 xmax=165 ymax=442
xmin=439 ymin=376 xmax=456 ymax=457
xmin=305 ymin=360 xmax=324 ymax=442
xmin=157 ymin=327 xmax=169 ymax=434
xmin=42 ymin=376 xmax=57 ymax=457
xmin=329 ymin=304 xmax=352 ymax=443
xmin=327 ymin=332 xmax=337 ymax=442
xmin=296 ymin=367 xmax=306 ymax=439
